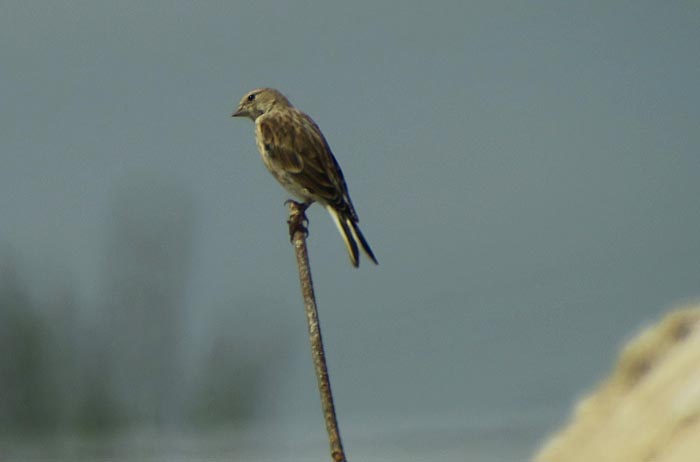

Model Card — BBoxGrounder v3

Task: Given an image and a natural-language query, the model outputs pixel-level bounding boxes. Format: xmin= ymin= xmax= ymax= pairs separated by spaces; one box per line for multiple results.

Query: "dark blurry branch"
xmin=287 ymin=201 xmax=347 ymax=462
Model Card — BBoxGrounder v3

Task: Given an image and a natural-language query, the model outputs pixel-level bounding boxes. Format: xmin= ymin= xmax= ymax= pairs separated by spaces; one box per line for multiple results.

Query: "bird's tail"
xmin=327 ymin=206 xmax=378 ymax=267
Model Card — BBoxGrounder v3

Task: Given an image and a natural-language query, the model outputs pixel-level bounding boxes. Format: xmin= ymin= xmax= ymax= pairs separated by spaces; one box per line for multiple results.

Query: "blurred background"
xmin=1 ymin=1 xmax=699 ymax=461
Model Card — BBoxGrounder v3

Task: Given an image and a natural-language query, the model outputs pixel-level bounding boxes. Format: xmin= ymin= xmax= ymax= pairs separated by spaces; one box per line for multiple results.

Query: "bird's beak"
xmin=232 ymin=107 xmax=245 ymax=117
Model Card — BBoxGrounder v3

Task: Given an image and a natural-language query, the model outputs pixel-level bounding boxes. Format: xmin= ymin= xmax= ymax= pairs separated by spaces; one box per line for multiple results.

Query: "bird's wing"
xmin=257 ymin=110 xmax=358 ymax=220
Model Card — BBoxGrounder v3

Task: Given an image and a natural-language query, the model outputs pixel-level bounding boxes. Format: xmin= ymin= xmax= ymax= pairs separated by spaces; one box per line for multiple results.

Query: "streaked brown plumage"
xmin=232 ymin=88 xmax=377 ymax=267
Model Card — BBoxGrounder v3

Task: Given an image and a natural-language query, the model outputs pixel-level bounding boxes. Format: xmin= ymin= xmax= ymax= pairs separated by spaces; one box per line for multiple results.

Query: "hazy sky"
xmin=2 ymin=0 xmax=699 ymax=440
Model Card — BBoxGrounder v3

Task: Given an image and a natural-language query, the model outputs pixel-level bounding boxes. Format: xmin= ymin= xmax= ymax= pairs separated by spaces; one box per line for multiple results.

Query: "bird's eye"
xmin=247 ymin=94 xmax=256 ymax=102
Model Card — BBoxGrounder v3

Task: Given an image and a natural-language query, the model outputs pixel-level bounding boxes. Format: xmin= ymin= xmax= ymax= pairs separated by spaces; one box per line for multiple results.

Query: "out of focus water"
xmin=0 ymin=411 xmax=552 ymax=462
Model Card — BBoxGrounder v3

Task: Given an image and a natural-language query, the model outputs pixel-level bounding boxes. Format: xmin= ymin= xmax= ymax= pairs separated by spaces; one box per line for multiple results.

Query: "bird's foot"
xmin=286 ymin=200 xmax=310 ymax=240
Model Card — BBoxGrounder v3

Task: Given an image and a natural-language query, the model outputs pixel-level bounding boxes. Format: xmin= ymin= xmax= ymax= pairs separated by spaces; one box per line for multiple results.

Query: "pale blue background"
xmin=1 ymin=1 xmax=699 ymax=460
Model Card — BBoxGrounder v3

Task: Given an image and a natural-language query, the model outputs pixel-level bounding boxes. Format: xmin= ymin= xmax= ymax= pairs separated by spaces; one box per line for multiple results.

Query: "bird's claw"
xmin=286 ymin=200 xmax=309 ymax=240
xmin=284 ymin=199 xmax=309 ymax=210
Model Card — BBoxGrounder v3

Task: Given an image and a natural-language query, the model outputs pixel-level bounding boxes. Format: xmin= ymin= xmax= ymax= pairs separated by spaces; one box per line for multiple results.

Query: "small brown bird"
xmin=232 ymin=88 xmax=377 ymax=267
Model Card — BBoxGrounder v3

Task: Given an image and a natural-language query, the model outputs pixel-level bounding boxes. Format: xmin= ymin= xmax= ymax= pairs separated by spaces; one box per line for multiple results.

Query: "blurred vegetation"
xmin=0 ymin=272 xmax=58 ymax=434
xmin=0 ymin=183 xmax=288 ymax=437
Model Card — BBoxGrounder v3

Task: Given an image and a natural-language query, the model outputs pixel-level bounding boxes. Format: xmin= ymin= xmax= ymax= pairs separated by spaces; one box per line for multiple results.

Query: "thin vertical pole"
xmin=287 ymin=200 xmax=347 ymax=462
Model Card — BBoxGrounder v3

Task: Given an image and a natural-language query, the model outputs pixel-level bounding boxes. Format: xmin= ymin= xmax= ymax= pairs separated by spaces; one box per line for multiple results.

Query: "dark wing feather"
xmin=256 ymin=115 xmax=304 ymax=173
xmin=258 ymin=110 xmax=359 ymax=220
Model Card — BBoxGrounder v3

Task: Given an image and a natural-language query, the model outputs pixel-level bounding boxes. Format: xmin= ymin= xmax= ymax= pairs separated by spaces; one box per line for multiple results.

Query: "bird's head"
xmin=232 ymin=88 xmax=292 ymax=120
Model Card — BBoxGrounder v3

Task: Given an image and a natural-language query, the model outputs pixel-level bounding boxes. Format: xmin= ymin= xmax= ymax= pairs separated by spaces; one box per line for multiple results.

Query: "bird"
xmin=232 ymin=88 xmax=377 ymax=267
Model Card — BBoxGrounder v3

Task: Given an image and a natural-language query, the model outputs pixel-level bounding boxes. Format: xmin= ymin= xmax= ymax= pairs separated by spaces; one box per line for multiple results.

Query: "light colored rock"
xmin=536 ymin=305 xmax=700 ymax=462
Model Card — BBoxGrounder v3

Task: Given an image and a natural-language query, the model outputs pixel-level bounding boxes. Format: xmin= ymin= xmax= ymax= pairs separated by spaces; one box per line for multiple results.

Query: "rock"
xmin=536 ymin=305 xmax=700 ymax=462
